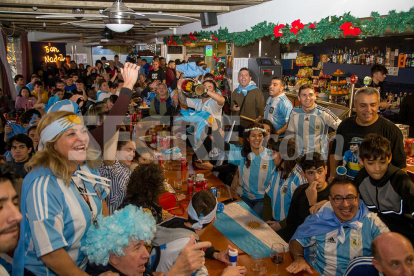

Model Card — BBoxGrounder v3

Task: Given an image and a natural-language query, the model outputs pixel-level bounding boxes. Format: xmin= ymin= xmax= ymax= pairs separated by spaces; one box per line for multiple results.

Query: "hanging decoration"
xmin=163 ymin=8 xmax=414 ymax=46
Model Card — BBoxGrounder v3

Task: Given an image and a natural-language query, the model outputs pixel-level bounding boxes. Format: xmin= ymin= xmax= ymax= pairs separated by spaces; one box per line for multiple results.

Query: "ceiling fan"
xmin=0 ymin=0 xmax=199 ymax=33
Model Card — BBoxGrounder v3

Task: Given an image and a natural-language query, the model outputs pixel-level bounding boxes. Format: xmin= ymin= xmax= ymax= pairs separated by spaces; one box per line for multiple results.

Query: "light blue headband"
xmin=39 ymin=115 xmax=83 ymax=151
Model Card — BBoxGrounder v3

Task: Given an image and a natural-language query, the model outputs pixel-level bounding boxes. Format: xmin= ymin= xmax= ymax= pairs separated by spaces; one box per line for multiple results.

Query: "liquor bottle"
xmin=361 ymin=49 xmax=366 ymax=65
xmin=370 ymin=49 xmax=376 ymax=65
xmin=405 ymin=54 xmax=410 ymax=68
xmin=332 ymin=48 xmax=337 ymax=63
xmin=25 ymin=104 xmax=27 ymax=112
xmin=329 ymin=48 xmax=334 ymax=63
xmin=411 ymin=53 xmax=414 ymax=67
xmin=338 ymin=48 xmax=343 ymax=64
xmin=403 ymin=92 xmax=408 ymax=101
xmin=348 ymin=49 xmax=353 ymax=64
xmin=366 ymin=50 xmax=371 ymax=66
xmin=353 ymin=50 xmax=358 ymax=65
xmin=343 ymin=47 xmax=348 ymax=64
xmin=162 ymin=124 xmax=167 ymax=137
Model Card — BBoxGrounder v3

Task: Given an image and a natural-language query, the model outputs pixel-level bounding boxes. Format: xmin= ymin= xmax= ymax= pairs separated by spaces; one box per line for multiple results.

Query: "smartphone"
xmin=195 ymin=159 xmax=203 ymax=164
xmin=221 ymin=198 xmax=238 ymax=205
xmin=232 ymin=100 xmax=238 ymax=107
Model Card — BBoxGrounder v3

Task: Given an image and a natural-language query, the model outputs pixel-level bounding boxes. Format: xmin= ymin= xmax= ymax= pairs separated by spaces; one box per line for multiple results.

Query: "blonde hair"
xmin=25 ymin=111 xmax=101 ymax=185
xmin=84 ymin=105 xmax=107 ymax=127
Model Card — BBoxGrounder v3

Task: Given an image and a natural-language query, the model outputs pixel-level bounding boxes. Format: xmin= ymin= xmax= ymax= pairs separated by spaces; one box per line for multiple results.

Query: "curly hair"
xmin=121 ymin=163 xmax=165 ymax=219
xmin=241 ymin=122 xmax=266 ymax=168
xmin=81 ymin=205 xmax=156 ymax=265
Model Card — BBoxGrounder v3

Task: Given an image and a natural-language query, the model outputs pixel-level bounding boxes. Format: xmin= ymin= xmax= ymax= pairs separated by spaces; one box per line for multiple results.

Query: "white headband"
xmin=244 ymin=127 xmax=266 ymax=133
xmin=39 ymin=115 xmax=83 ymax=151
xmin=187 ymin=196 xmax=217 ymax=230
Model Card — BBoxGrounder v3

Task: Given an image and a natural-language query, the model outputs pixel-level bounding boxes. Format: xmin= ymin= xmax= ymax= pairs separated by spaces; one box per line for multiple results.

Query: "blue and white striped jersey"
xmin=344 ymin=256 xmax=382 ymax=276
xmin=229 ymin=144 xmax=274 ymax=200
xmin=187 ymin=97 xmax=223 ymax=125
xmin=296 ymin=212 xmax=389 ymax=276
xmin=264 ymin=93 xmax=293 ymax=134
xmin=286 ymin=104 xmax=341 ymax=157
xmin=24 ymin=165 xmax=107 ymax=275
xmin=99 ymin=158 xmax=131 ymax=215
xmin=264 ymin=164 xmax=306 ymax=221
xmin=97 ymin=91 xmax=111 ymax=102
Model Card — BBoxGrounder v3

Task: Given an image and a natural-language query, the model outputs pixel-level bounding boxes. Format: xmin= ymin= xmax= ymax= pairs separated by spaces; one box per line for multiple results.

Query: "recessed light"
xmin=405 ymin=37 xmax=413 ymax=40
xmin=355 ymin=40 xmax=363 ymax=42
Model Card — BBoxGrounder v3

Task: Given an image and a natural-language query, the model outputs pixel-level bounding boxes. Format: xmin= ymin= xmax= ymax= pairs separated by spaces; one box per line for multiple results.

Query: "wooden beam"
xmin=0 ymin=0 xmax=230 ymax=12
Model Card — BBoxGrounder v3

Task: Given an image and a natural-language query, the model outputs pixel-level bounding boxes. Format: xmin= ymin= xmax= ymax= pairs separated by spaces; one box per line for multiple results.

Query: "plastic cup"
xmin=174 ymin=180 xmax=182 ymax=191
xmin=336 ymin=166 xmax=347 ymax=175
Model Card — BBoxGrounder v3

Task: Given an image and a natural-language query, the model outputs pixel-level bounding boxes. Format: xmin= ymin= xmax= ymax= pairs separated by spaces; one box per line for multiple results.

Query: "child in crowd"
xmin=263 ymin=138 xmax=306 ymax=231
xmin=355 ymin=133 xmax=414 ymax=244
xmin=277 ymin=152 xmax=330 ymax=242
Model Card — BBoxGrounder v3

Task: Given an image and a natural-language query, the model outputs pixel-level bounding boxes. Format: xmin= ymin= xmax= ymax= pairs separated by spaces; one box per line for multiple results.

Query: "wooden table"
xmin=163 ymin=167 xmax=318 ymax=276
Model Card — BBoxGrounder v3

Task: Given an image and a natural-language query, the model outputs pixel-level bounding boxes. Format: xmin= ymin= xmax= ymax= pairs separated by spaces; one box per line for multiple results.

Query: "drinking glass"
xmin=253 ymin=260 xmax=267 ymax=276
xmin=174 ymin=180 xmax=182 ymax=191
xmin=250 ymin=251 xmax=264 ymax=272
xmin=270 ymin=243 xmax=286 ymax=264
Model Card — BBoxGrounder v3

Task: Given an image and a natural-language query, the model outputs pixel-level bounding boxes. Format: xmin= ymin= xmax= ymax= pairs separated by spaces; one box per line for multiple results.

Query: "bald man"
xmin=345 ymin=232 xmax=414 ymax=276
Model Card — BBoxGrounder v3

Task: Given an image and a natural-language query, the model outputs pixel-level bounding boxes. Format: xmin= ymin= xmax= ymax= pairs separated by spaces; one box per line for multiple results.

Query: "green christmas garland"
xmin=163 ymin=8 xmax=414 ymax=46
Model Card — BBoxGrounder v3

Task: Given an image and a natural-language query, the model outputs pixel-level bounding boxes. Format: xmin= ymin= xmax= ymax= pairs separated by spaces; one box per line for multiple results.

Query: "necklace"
xmin=72 ymin=176 xmax=99 ymax=228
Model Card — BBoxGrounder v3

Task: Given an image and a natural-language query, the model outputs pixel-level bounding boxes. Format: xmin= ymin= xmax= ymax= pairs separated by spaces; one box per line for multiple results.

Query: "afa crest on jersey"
xmin=261 ymin=163 xmax=269 ymax=171
xmin=269 ymin=107 xmax=274 ymax=114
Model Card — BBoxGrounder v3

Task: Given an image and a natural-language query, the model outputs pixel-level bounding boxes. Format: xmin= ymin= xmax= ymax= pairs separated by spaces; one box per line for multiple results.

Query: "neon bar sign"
xmin=44 ymin=46 xmax=65 ymax=63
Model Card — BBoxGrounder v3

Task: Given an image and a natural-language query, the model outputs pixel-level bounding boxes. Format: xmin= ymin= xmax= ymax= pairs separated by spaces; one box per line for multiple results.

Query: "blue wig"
xmin=81 ymin=205 xmax=156 ymax=265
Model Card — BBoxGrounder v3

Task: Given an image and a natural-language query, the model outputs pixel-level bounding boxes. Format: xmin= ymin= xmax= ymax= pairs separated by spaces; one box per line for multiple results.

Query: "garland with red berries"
xmin=163 ymin=8 xmax=414 ymax=46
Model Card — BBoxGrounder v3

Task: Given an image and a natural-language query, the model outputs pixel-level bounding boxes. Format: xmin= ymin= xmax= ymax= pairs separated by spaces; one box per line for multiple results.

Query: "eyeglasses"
xmin=332 ymin=195 xmax=357 ymax=204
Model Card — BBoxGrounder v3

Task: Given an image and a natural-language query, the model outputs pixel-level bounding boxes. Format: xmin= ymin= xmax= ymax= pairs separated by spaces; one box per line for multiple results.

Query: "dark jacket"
xmin=86 ymin=262 xmax=153 ymax=276
xmin=150 ymin=94 xmax=172 ymax=116
xmin=355 ymin=164 xmax=414 ymax=244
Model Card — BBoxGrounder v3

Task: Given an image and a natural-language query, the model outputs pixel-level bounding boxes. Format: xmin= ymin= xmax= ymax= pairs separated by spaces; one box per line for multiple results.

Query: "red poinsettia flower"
xmin=340 ymin=22 xmax=362 ymax=36
xmin=273 ymin=24 xmax=285 ymax=37
xmin=290 ymin=19 xmax=304 ymax=35
xmin=173 ymin=41 xmax=177 ymax=46
xmin=308 ymin=23 xmax=316 ymax=28
xmin=211 ymin=35 xmax=218 ymax=42
xmin=188 ymin=32 xmax=197 ymax=41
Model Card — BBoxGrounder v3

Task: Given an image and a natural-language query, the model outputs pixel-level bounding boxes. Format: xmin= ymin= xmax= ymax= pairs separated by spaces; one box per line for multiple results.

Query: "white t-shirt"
xmin=186 ymin=98 xmax=223 ymax=125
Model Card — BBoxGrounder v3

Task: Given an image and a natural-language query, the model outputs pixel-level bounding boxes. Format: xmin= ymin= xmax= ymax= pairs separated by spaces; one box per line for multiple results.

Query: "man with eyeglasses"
xmin=286 ymin=176 xmax=389 ymax=276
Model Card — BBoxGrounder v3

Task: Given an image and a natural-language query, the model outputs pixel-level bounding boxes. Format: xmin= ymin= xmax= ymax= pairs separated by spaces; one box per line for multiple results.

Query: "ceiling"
xmin=0 ymin=0 xmax=268 ymax=44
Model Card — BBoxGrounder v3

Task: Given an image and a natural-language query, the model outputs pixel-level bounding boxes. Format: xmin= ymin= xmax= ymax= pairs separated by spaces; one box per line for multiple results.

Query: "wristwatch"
xmin=294 ymin=254 xmax=304 ymax=261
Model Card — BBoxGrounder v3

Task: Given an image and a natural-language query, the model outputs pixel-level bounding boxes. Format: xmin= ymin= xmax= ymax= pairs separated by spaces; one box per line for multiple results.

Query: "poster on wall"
xmin=205 ymin=45 xmax=213 ymax=57
xmin=232 ymin=58 xmax=249 ymax=90
xmin=30 ymin=42 xmax=66 ymax=73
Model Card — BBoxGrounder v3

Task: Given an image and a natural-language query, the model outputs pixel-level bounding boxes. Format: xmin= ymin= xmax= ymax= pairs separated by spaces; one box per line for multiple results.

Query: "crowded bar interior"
xmin=0 ymin=0 xmax=414 ymax=275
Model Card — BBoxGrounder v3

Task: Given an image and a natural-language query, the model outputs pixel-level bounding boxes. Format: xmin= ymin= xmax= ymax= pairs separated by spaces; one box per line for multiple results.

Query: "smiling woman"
xmin=13 ymin=111 xmax=110 ymax=276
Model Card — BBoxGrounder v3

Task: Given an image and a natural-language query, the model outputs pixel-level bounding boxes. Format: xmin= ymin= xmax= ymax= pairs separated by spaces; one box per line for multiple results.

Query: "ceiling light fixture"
xmin=102 ymin=0 xmax=142 ymax=33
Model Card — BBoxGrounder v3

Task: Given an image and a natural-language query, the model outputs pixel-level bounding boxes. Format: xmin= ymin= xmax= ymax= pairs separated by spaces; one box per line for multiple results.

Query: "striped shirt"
xmin=286 ymin=104 xmax=341 ymax=157
xmin=296 ymin=212 xmax=389 ymax=276
xmin=229 ymin=144 xmax=274 ymax=200
xmin=264 ymin=164 xmax=306 ymax=221
xmin=99 ymin=158 xmax=131 ymax=215
xmin=264 ymin=93 xmax=293 ymax=134
xmin=187 ymin=97 xmax=223 ymax=125
xmin=24 ymin=165 xmax=107 ymax=275
xmin=97 ymin=91 xmax=111 ymax=102
xmin=344 ymin=256 xmax=382 ymax=276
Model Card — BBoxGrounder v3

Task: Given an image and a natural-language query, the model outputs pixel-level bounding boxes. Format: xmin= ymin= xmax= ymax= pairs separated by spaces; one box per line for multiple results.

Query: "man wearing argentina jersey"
xmin=287 ymin=176 xmax=389 ymax=276
xmin=286 ymin=84 xmax=341 ymax=158
xmin=227 ymin=126 xmax=274 ymax=217
xmin=177 ymin=79 xmax=225 ymax=125
xmin=263 ymin=77 xmax=293 ymax=137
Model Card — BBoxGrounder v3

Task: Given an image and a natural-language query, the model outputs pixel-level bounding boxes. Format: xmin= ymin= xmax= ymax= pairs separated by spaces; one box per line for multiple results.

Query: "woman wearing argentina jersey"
xmin=262 ymin=138 xmax=306 ymax=230
xmin=13 ymin=111 xmax=110 ymax=276
xmin=212 ymin=121 xmax=274 ymax=217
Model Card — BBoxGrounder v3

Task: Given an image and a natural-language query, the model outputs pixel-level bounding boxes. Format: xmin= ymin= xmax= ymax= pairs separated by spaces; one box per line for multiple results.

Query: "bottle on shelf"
xmin=162 ymin=124 xmax=167 ymax=137
xmin=332 ymin=48 xmax=337 ymax=64
xmin=405 ymin=54 xmax=411 ymax=68
xmin=361 ymin=49 xmax=366 ymax=65
xmin=410 ymin=53 xmax=414 ymax=68
xmin=366 ymin=50 xmax=371 ymax=66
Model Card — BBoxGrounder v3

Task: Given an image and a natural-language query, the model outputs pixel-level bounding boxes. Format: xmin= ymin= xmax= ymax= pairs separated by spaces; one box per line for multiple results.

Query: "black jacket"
xmin=86 ymin=262 xmax=153 ymax=276
xmin=355 ymin=164 xmax=414 ymax=243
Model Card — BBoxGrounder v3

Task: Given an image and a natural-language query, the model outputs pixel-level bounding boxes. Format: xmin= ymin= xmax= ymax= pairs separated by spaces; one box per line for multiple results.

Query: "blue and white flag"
xmin=46 ymin=99 xmax=81 ymax=116
xmin=213 ymin=201 xmax=288 ymax=257
xmin=174 ymin=109 xmax=211 ymax=140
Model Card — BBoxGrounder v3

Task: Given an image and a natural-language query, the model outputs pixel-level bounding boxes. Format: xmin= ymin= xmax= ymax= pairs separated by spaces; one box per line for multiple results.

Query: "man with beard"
xmin=329 ymin=87 xmax=406 ymax=182
xmin=0 ymin=164 xmax=23 ymax=275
